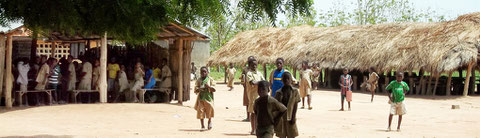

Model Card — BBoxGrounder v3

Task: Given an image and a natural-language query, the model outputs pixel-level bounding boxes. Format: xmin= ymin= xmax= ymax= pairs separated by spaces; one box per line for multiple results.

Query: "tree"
xmin=318 ymin=0 xmax=446 ymax=27
xmin=279 ymin=7 xmax=318 ymax=27
xmin=0 ymin=0 xmax=312 ymax=43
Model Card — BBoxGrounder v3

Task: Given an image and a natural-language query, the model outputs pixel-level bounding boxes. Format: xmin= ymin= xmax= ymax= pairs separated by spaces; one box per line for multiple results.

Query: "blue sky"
xmin=1 ymin=0 xmax=478 ymax=32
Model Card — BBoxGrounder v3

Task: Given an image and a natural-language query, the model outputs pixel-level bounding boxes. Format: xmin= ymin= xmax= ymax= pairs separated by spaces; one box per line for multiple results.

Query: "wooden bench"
xmin=16 ymin=89 xmax=54 ymax=106
xmin=71 ymin=90 xmax=99 ymax=103
xmin=138 ymin=89 xmax=170 ymax=103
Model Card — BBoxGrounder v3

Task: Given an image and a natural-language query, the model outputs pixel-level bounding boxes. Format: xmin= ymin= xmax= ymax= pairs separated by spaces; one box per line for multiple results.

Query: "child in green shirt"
xmin=194 ymin=67 xmax=216 ymax=130
xmin=385 ymin=72 xmax=409 ymax=132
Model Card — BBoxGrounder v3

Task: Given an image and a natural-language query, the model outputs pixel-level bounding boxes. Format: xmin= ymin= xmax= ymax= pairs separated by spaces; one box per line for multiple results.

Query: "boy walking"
xmin=254 ymin=81 xmax=287 ymax=138
xmin=194 ymin=67 xmax=216 ymax=130
xmin=386 ymin=72 xmax=409 ymax=132
xmin=367 ymin=67 xmax=379 ymax=102
xmin=227 ymin=63 xmax=236 ymax=91
xmin=299 ymin=61 xmax=313 ymax=110
xmin=274 ymin=72 xmax=301 ymax=138
xmin=246 ymin=58 xmax=265 ymax=135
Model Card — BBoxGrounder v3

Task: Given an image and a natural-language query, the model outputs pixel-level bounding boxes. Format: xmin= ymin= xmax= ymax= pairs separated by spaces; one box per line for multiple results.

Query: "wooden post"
xmin=293 ymin=65 xmax=297 ymax=80
xmin=326 ymin=69 xmax=331 ymax=88
xmin=263 ymin=64 xmax=267 ymax=79
xmin=51 ymin=40 xmax=56 ymax=58
xmin=432 ymin=73 xmax=440 ymax=96
xmin=470 ymin=68 xmax=476 ymax=94
xmin=177 ymin=39 xmax=184 ymax=105
xmin=224 ymin=65 xmax=227 ymax=84
xmin=383 ymin=71 xmax=390 ymax=93
xmin=463 ymin=62 xmax=474 ymax=96
xmin=446 ymin=72 xmax=453 ymax=96
xmin=417 ymin=70 xmax=425 ymax=95
xmin=5 ymin=35 xmax=13 ymax=108
xmin=99 ymin=32 xmax=108 ymax=103
xmin=425 ymin=74 xmax=433 ymax=95
xmin=408 ymin=71 xmax=414 ymax=95
xmin=0 ymin=35 xmax=5 ymax=98
xmin=352 ymin=76 xmax=358 ymax=90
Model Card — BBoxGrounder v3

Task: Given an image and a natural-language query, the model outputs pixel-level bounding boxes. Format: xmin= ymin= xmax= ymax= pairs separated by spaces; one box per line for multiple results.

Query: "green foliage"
xmin=0 ymin=0 xmax=312 ymax=44
xmin=239 ymin=0 xmax=313 ymax=24
xmin=279 ymin=7 xmax=318 ymax=27
xmin=203 ymin=5 xmax=272 ymax=53
xmin=318 ymin=0 xmax=447 ymax=26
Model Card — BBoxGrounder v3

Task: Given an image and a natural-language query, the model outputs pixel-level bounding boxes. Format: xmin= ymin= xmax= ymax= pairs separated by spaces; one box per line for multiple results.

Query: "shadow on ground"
xmin=1 ymin=135 xmax=73 ymax=138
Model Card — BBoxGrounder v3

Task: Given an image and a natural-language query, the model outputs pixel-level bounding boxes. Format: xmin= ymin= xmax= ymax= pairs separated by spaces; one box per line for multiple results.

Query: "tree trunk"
xmin=464 ymin=62 xmax=474 ymax=96
xmin=5 ymin=35 xmax=13 ymax=108
xmin=446 ymin=72 xmax=453 ymax=96
xmin=263 ymin=64 xmax=267 ymax=79
xmin=432 ymin=73 xmax=440 ymax=96
xmin=99 ymin=32 xmax=108 ymax=103
xmin=224 ymin=65 xmax=227 ymax=84
xmin=177 ymin=39 xmax=184 ymax=105
xmin=30 ymin=35 xmax=38 ymax=60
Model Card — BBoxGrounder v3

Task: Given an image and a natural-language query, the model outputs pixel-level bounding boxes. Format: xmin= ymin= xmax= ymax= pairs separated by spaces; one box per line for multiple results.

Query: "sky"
xmin=1 ymin=0 xmax=478 ymax=32
xmin=320 ymin=0 xmax=478 ymax=17
xmin=276 ymin=0 xmax=479 ymax=23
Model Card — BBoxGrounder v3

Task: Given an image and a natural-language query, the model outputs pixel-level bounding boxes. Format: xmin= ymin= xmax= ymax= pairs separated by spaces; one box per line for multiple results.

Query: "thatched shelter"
xmin=209 ymin=12 xmax=480 ymax=72
xmin=208 ymin=12 xmax=480 ymax=96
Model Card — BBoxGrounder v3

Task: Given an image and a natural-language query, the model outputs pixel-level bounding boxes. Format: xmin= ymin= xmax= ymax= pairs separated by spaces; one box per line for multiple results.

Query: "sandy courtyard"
xmin=0 ymin=82 xmax=479 ymax=138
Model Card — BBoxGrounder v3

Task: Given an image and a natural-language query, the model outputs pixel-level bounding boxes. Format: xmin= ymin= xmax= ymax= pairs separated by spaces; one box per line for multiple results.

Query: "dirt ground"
xmin=0 ymin=82 xmax=479 ymax=138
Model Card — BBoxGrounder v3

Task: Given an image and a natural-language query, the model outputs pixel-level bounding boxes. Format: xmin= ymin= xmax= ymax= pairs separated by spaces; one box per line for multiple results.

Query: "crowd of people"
xmin=13 ymin=55 xmax=173 ymax=105
xmin=195 ymin=56 xmax=409 ymax=137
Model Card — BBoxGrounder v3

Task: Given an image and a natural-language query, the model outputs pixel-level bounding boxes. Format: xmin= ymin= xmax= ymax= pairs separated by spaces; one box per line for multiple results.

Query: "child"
xmin=246 ymin=58 xmax=265 ymax=135
xmin=35 ymin=58 xmax=50 ymax=90
xmin=274 ymin=72 xmax=301 ymax=138
xmin=241 ymin=56 xmax=256 ymax=122
xmin=131 ymin=62 xmax=145 ymax=102
xmin=299 ymin=61 xmax=313 ymax=110
xmin=78 ymin=57 xmax=92 ymax=90
xmin=367 ymin=67 xmax=379 ymax=102
xmin=144 ymin=65 xmax=156 ymax=89
xmin=386 ymin=72 xmax=409 ymax=132
xmin=194 ymin=67 xmax=216 ymax=130
xmin=269 ymin=58 xmax=295 ymax=97
xmin=67 ymin=56 xmax=77 ymax=92
xmin=17 ymin=58 xmax=30 ymax=92
xmin=254 ymin=80 xmax=287 ymax=138
xmin=92 ymin=59 xmax=100 ymax=90
xmin=115 ymin=65 xmax=130 ymax=102
xmin=338 ymin=68 xmax=352 ymax=111
xmin=227 ymin=63 xmax=236 ymax=91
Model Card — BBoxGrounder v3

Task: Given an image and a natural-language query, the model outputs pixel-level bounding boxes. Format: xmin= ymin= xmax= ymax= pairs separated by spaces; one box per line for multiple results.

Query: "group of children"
xmin=13 ymin=55 xmax=173 ymax=105
xmin=14 ymin=55 xmax=99 ymax=104
xmin=193 ymin=56 xmax=409 ymax=137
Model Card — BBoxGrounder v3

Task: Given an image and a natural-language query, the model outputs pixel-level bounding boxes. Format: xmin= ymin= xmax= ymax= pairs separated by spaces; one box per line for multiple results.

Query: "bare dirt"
xmin=0 ymin=82 xmax=479 ymax=138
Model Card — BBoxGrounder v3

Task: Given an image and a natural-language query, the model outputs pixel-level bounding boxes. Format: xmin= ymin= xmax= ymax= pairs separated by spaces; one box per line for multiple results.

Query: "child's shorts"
xmin=390 ymin=102 xmax=407 ymax=115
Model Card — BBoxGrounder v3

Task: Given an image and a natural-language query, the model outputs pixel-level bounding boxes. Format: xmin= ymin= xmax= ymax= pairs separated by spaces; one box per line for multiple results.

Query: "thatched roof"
xmin=208 ymin=12 xmax=480 ymax=73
